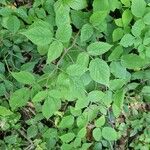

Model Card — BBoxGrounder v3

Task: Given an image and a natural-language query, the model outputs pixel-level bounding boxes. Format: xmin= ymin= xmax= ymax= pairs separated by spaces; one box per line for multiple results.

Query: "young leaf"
xmin=11 ymin=71 xmax=35 ymax=84
xmin=93 ymin=128 xmax=102 ymax=141
xmin=0 ymin=106 xmax=13 ymax=117
xmin=47 ymin=41 xmax=63 ymax=64
xmin=102 ymin=127 xmax=117 ymax=141
xmin=131 ymin=0 xmax=146 ymax=18
xmin=80 ymin=24 xmax=93 ymax=42
xmin=56 ymin=24 xmax=72 ymax=43
xmin=9 ymin=88 xmax=30 ymax=110
xmin=89 ymin=58 xmax=110 ymax=86
xmin=87 ymin=42 xmax=112 ymax=56
xmin=21 ymin=20 xmax=53 ymax=46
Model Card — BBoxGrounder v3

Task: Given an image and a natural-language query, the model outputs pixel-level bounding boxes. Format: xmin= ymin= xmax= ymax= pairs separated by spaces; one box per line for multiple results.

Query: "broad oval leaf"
xmin=89 ymin=58 xmax=110 ymax=86
xmin=47 ymin=40 xmax=63 ymax=64
xmin=9 ymin=88 xmax=30 ymax=110
xmin=121 ymin=54 xmax=148 ymax=69
xmin=21 ymin=20 xmax=53 ymax=46
xmin=102 ymin=127 xmax=117 ymax=141
xmin=11 ymin=71 xmax=35 ymax=84
xmin=42 ymin=97 xmax=61 ymax=119
xmin=131 ymin=0 xmax=146 ymax=18
xmin=87 ymin=42 xmax=112 ymax=56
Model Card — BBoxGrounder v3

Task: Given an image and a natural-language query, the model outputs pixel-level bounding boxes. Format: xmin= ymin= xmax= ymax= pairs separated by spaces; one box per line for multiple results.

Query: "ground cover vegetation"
xmin=1 ymin=0 xmax=150 ymax=149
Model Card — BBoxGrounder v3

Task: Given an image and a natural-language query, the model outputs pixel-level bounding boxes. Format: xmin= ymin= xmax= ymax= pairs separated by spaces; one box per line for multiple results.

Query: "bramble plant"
xmin=1 ymin=0 xmax=150 ymax=149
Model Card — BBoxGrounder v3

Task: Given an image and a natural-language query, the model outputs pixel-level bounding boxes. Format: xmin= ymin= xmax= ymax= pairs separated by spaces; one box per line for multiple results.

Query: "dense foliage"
xmin=1 ymin=0 xmax=150 ymax=149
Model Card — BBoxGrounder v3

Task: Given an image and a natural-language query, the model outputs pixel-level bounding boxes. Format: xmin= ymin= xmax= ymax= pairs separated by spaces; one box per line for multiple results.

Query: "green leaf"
xmin=95 ymin=115 xmax=105 ymax=127
xmin=121 ymin=54 xmax=148 ymax=69
xmin=47 ymin=41 xmax=63 ymax=64
xmin=27 ymin=125 xmax=38 ymax=138
xmin=5 ymin=15 xmax=20 ymax=33
xmin=120 ymin=0 xmax=130 ymax=7
xmin=56 ymin=24 xmax=72 ymax=43
xmin=93 ymin=128 xmax=102 ymax=141
xmin=93 ymin=0 xmax=109 ymax=12
xmin=108 ymin=45 xmax=123 ymax=61
xmin=102 ymin=127 xmax=117 ymax=141
xmin=0 ymin=106 xmax=13 ymax=117
xmin=122 ymin=9 xmax=132 ymax=27
xmin=58 ymin=115 xmax=74 ymax=129
xmin=60 ymin=133 xmax=75 ymax=143
xmin=112 ymin=28 xmax=124 ymax=42
xmin=131 ymin=0 xmax=146 ymax=18
xmin=120 ymin=34 xmax=135 ymax=47
xmin=110 ymin=61 xmax=128 ymax=79
xmin=66 ymin=64 xmax=87 ymax=76
xmin=143 ymin=12 xmax=150 ymax=25
xmin=113 ymin=89 xmax=125 ymax=117
xmin=9 ymin=88 xmax=30 ymax=110
xmin=90 ymin=11 xmax=107 ymax=26
xmin=32 ymin=91 xmax=48 ymax=102
xmin=42 ymin=97 xmax=61 ymax=119
xmin=77 ymin=127 xmax=86 ymax=138
xmin=80 ymin=24 xmax=93 ymax=42
xmin=131 ymin=19 xmax=145 ymax=37
xmin=87 ymin=90 xmax=105 ymax=103
xmin=76 ymin=52 xmax=89 ymax=67
xmin=21 ymin=20 xmax=53 ymax=46
xmin=68 ymin=0 xmax=87 ymax=10
xmin=11 ymin=71 xmax=35 ymax=84
xmin=54 ymin=1 xmax=70 ymax=27
xmin=87 ymin=42 xmax=112 ymax=56
xmin=89 ymin=58 xmax=110 ymax=86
